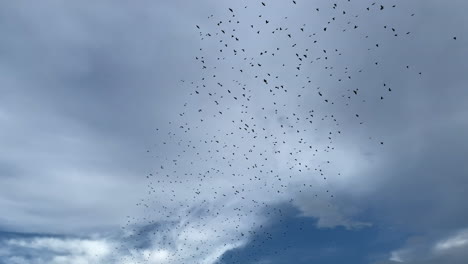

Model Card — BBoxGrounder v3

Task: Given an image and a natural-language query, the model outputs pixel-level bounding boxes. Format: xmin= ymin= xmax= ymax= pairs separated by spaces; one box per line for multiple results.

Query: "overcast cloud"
xmin=0 ymin=0 xmax=467 ymax=264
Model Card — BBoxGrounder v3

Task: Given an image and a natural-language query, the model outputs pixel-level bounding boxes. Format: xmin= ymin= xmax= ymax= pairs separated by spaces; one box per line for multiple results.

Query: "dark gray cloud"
xmin=0 ymin=0 xmax=467 ymax=263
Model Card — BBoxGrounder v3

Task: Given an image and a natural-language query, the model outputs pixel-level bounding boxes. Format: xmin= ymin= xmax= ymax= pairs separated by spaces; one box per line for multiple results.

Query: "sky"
xmin=0 ymin=0 xmax=467 ymax=263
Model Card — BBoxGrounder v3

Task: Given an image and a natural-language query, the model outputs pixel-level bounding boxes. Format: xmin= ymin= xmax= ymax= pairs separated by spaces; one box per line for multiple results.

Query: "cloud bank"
xmin=0 ymin=0 xmax=467 ymax=264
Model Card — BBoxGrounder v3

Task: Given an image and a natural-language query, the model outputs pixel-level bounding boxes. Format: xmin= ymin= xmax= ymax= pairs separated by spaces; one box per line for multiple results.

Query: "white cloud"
xmin=389 ymin=251 xmax=404 ymax=263
xmin=2 ymin=237 xmax=113 ymax=264
xmin=434 ymin=229 xmax=468 ymax=253
xmin=382 ymin=228 xmax=468 ymax=264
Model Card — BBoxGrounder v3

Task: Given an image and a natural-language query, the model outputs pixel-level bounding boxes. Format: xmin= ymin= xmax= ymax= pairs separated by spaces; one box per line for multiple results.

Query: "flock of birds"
xmin=112 ymin=1 xmax=455 ymax=263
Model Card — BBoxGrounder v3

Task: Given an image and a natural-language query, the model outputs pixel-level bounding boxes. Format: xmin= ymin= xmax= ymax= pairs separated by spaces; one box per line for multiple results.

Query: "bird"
xmin=120 ymin=1 xmax=426 ymax=262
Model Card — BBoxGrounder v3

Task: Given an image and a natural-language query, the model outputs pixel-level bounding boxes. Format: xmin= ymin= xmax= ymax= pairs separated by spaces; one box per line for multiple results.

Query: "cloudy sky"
xmin=0 ymin=0 xmax=467 ymax=263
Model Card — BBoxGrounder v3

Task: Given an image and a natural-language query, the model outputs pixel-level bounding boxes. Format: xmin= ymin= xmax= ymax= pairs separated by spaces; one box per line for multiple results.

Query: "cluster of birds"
xmin=113 ymin=1 xmax=440 ymax=263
